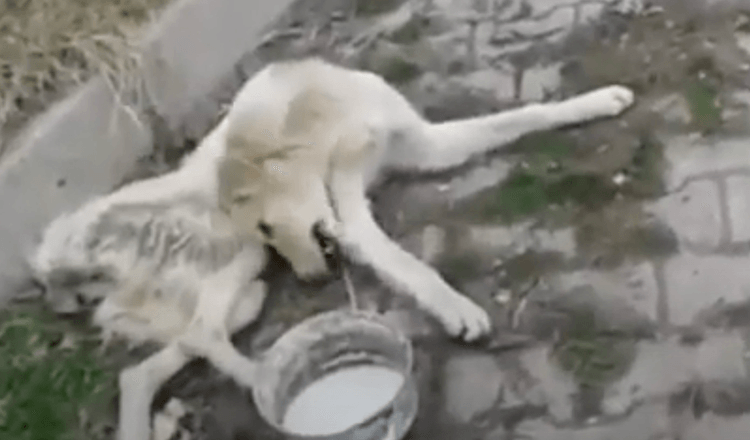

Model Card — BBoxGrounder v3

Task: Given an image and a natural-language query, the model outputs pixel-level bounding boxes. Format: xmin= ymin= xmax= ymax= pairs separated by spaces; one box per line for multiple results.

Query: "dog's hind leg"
xmin=115 ymin=282 xmax=264 ymax=440
xmin=385 ymin=85 xmax=634 ymax=172
xmin=117 ymin=249 xmax=266 ymax=440
xmin=117 ymin=344 xmax=192 ymax=440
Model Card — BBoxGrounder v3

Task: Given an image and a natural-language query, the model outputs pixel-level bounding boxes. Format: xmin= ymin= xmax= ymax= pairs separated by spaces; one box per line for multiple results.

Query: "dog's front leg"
xmin=176 ymin=272 xmax=267 ymax=390
xmin=385 ymin=85 xmax=635 ymax=172
xmin=331 ymin=172 xmax=491 ymax=341
xmin=118 ymin=344 xmax=192 ymax=440
xmin=178 ymin=320 xmax=261 ymax=389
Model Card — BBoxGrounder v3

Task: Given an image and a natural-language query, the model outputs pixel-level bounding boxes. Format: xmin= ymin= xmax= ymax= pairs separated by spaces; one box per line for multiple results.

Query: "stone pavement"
xmin=369 ymin=0 xmax=750 ymax=438
xmin=295 ymin=0 xmax=750 ymax=439
xmin=143 ymin=0 xmax=750 ymax=439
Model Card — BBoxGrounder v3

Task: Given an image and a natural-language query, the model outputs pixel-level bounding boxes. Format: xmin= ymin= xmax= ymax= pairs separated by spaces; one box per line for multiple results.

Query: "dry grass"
xmin=0 ymin=0 xmax=173 ymax=155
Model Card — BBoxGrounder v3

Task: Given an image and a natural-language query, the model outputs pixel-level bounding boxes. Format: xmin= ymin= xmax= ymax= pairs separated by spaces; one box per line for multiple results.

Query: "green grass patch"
xmin=552 ymin=308 xmax=636 ymax=388
xmin=684 ymin=79 xmax=722 ymax=134
xmin=454 ymin=129 xmax=624 ymax=223
xmin=0 ymin=306 xmax=118 ymax=440
xmin=468 ymin=170 xmax=617 ymax=224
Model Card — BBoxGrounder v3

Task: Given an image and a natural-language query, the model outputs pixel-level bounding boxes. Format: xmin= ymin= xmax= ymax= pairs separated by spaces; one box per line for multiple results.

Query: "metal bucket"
xmin=252 ymin=310 xmax=418 ymax=440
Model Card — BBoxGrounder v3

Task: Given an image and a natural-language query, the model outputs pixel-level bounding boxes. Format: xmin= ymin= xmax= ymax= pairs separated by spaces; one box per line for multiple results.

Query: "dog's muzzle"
xmin=312 ymin=221 xmax=343 ymax=276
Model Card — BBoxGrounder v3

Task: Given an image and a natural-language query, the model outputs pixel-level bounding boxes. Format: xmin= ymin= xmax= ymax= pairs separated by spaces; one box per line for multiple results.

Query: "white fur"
xmin=31 ymin=58 xmax=634 ymax=440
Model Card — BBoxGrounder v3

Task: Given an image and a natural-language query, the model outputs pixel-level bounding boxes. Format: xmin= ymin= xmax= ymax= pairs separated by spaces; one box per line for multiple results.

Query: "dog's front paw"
xmin=177 ymin=318 xmax=226 ymax=359
xmin=575 ymin=85 xmax=635 ymax=117
xmin=431 ymin=293 xmax=492 ymax=342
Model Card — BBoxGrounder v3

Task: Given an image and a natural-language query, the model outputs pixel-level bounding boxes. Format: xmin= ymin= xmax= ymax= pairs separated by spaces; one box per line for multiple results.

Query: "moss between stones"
xmin=684 ymin=79 xmax=722 ymax=134
xmin=468 ymin=170 xmax=618 ymax=224
xmin=551 ymin=307 xmax=637 ymax=389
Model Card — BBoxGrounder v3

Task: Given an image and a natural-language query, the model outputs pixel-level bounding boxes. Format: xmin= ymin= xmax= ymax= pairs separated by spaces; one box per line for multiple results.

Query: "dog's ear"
xmin=282 ymin=87 xmax=340 ymax=139
xmin=331 ymin=126 xmax=375 ymax=169
xmin=217 ymin=156 xmax=262 ymax=212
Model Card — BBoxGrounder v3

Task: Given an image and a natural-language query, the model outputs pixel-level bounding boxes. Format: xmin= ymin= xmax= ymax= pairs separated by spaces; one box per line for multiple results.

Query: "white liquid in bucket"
xmin=282 ymin=365 xmax=405 ymax=436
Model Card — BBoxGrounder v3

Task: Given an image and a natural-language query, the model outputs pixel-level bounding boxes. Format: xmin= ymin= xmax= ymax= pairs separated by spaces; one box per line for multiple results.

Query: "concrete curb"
xmin=0 ymin=0 xmax=296 ymax=303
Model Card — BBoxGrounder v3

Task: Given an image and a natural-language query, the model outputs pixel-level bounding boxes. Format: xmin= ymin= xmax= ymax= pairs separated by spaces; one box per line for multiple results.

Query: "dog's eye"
xmin=257 ymin=221 xmax=274 ymax=238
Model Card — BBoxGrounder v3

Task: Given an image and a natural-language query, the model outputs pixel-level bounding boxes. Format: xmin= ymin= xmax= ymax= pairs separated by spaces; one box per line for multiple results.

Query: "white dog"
xmin=30 ymin=57 xmax=634 ymax=440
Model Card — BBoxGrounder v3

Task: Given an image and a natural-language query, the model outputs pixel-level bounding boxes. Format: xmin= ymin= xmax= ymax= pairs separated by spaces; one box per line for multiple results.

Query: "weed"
xmin=552 ymin=307 xmax=636 ymax=388
xmin=467 ymin=170 xmax=617 ymax=224
xmin=684 ymin=79 xmax=722 ymax=133
xmin=0 ymin=0 xmax=171 ymax=156
xmin=0 ymin=306 xmax=119 ymax=440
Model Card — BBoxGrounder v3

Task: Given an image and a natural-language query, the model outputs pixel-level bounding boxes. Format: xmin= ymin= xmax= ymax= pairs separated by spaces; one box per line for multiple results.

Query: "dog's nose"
xmin=301 ymin=272 xmax=337 ymax=288
xmin=75 ymin=292 xmax=103 ymax=307
xmin=312 ymin=221 xmax=343 ymax=275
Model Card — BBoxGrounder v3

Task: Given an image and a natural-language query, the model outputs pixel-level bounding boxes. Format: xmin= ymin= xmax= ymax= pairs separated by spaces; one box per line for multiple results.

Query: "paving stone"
xmin=520 ymin=63 xmax=563 ymax=102
xmin=608 ymin=333 xmax=747 ymax=406
xmin=466 ymin=224 xmax=524 ymax=253
xmin=507 ymin=7 xmax=575 ymax=41
xmin=533 ymin=227 xmax=576 ymax=258
xmin=663 ymin=135 xmax=750 ymax=191
xmin=420 ymin=224 xmax=446 ymax=263
xmin=446 ymin=158 xmax=513 ymax=201
xmin=682 ymin=411 xmax=750 ymax=440
xmin=518 ymin=346 xmax=578 ymax=423
xmin=650 ymin=93 xmax=692 ymax=126
xmin=607 ymin=338 xmax=695 ymax=403
xmin=646 ymin=179 xmax=723 ymax=252
xmin=466 ymin=223 xmax=576 ymax=257
xmin=737 ymin=32 xmax=750 ymax=58
xmin=443 ymin=353 xmax=504 ymax=422
xmin=511 ymin=401 xmax=670 ymax=440
xmin=380 ymin=309 xmax=436 ymax=339
xmin=694 ymin=331 xmax=749 ymax=380
xmin=454 ymin=68 xmax=516 ymax=101
xmin=551 ymin=262 xmax=660 ymax=322
xmin=663 ymin=254 xmax=750 ymax=326
xmin=578 ymin=2 xmax=606 ymax=24
xmin=726 ymin=175 xmax=750 ymax=242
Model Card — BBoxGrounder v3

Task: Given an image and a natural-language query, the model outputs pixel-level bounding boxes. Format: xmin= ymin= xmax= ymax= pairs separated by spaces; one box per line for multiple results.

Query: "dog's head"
xmin=218 ymin=155 xmax=343 ymax=283
xmin=219 ymin=82 xmax=371 ymax=283
xmin=30 ymin=211 xmax=116 ymax=314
